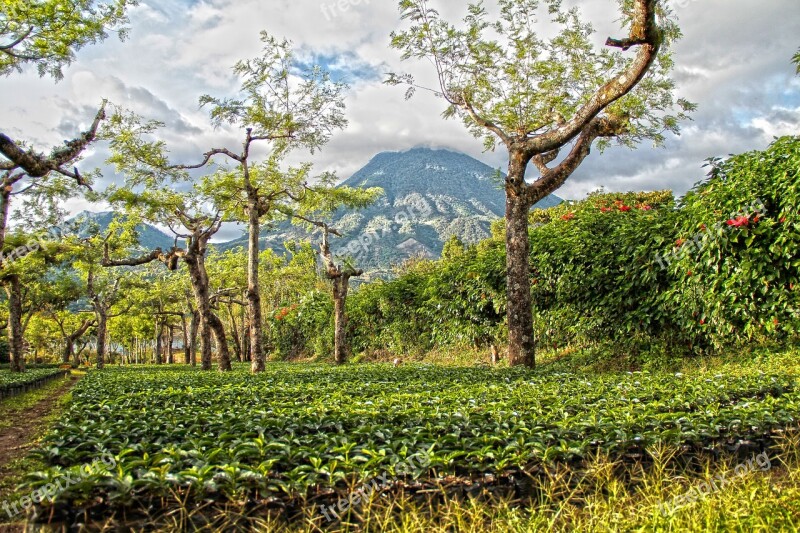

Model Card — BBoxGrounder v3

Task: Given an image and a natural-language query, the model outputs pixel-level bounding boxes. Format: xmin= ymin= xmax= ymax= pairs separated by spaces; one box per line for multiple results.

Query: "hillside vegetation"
xmin=267 ymin=137 xmax=800 ymax=366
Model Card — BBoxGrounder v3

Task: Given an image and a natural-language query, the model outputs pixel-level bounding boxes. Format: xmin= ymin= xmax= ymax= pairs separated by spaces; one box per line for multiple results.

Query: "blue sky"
xmin=1 ymin=0 xmax=798 ymax=240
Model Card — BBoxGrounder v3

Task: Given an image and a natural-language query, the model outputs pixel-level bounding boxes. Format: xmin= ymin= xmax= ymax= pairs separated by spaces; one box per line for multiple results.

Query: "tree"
xmin=104 ymin=34 xmax=379 ymax=372
xmin=0 ymin=106 xmax=106 ymax=370
xmin=54 ymin=314 xmax=95 ymax=366
xmin=0 ymin=0 xmax=135 ymax=80
xmin=0 ymin=0 xmax=135 ymax=370
xmin=85 ymin=264 xmax=136 ymax=369
xmin=143 ymin=35 xmax=350 ymax=373
xmin=33 ymin=267 xmax=91 ymax=365
xmin=388 ymin=0 xmax=693 ymax=366
xmin=793 ymin=47 xmax=800 ymax=75
xmin=318 ymin=225 xmax=362 ymax=364
xmin=100 ymin=181 xmax=233 ymax=372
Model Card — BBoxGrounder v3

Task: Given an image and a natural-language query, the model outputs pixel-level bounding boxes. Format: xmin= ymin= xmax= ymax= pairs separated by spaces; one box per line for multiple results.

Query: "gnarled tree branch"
xmin=0 ymin=103 xmax=106 ymax=185
xmin=524 ymin=0 xmax=660 ymax=154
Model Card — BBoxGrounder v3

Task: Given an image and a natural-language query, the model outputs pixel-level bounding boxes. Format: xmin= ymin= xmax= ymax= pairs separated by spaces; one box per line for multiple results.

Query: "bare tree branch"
xmin=0 ymin=103 xmax=106 ymax=184
xmin=524 ymin=0 xmax=660 ymax=154
xmin=527 ymin=116 xmax=627 ymax=204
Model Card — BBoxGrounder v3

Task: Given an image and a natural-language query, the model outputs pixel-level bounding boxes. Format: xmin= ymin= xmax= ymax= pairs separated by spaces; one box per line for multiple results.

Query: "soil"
xmin=0 ymin=374 xmax=78 ymax=532
xmin=0 ymin=375 xmax=76 ymax=470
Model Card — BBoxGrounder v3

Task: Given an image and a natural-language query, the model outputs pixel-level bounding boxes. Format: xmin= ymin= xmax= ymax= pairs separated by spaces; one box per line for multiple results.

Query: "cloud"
xmin=0 ymin=0 xmax=797 ymax=232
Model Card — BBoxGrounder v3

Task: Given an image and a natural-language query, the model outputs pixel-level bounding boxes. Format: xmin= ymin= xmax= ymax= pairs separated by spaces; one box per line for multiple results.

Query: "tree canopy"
xmin=0 ymin=0 xmax=136 ymax=80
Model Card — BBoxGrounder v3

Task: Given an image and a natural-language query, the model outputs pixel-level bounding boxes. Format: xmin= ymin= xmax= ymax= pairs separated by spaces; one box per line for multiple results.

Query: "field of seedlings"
xmin=0 ymin=368 xmax=68 ymax=399
xmin=22 ymin=357 xmax=800 ymax=526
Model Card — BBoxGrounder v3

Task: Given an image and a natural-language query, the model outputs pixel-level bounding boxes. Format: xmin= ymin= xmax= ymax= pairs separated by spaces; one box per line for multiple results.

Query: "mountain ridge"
xmin=76 ymin=148 xmax=562 ymax=272
xmin=220 ymin=147 xmax=562 ymax=272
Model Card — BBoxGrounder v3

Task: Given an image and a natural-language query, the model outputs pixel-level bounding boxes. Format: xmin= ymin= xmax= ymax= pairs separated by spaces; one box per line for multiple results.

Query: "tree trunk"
xmin=227 ymin=303 xmax=242 ymax=362
xmin=181 ymin=313 xmax=191 ymax=365
xmin=167 ymin=326 xmax=174 ymax=364
xmin=333 ymin=277 xmax=350 ymax=365
xmin=6 ymin=274 xmax=25 ymax=372
xmin=185 ymin=252 xmax=230 ymax=371
xmin=63 ymin=339 xmax=74 ymax=365
xmin=189 ymin=311 xmax=199 ymax=366
xmin=247 ymin=204 xmax=265 ymax=373
xmin=505 ymin=154 xmax=536 ymax=368
xmin=189 ymin=258 xmax=213 ymax=371
xmin=0 ymin=180 xmax=10 ymax=254
xmin=241 ymin=305 xmax=251 ymax=362
xmin=63 ymin=320 xmax=93 ymax=366
xmin=95 ymin=309 xmax=108 ymax=369
xmin=155 ymin=321 xmax=163 ymax=365
xmin=208 ymin=313 xmax=231 ymax=371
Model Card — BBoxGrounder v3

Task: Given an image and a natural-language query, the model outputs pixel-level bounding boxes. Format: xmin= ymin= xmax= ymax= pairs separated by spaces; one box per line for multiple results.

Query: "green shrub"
xmin=526 ymin=190 xmax=680 ymax=354
xmin=665 ymin=136 xmax=800 ymax=352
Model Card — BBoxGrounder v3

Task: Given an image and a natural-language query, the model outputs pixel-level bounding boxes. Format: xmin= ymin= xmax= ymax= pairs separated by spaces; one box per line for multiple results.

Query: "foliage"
xmin=262 ymin=242 xmax=331 ymax=359
xmin=268 ymin=290 xmax=333 ymax=360
xmin=0 ymin=367 xmax=64 ymax=393
xmin=794 ymin=47 xmax=800 ymax=75
xmin=526 ymin=190 xmax=681 ymax=354
xmin=0 ymin=0 xmax=135 ymax=80
xmin=388 ymin=0 xmax=693 ymax=151
xmin=665 ymin=136 xmax=800 ymax=352
xmin=337 ymin=191 xmax=678 ymax=359
xmin=23 ymin=358 xmax=800 ymax=514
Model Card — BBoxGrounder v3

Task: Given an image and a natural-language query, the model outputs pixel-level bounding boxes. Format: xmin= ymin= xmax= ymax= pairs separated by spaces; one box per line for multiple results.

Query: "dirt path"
xmin=0 ymin=374 xmax=78 ymax=482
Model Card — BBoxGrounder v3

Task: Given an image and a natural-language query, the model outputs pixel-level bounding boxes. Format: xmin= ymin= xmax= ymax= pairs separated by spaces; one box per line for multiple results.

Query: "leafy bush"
xmin=0 ymin=367 xmax=66 ymax=395
xmin=24 ymin=361 xmax=800 ymax=514
xmin=526 ymin=191 xmax=680 ymax=356
xmin=665 ymin=136 xmax=800 ymax=351
xmin=346 ymin=190 xmax=680 ymax=359
xmin=348 ymin=238 xmax=507 ymax=356
xmin=267 ymin=290 xmax=334 ymax=360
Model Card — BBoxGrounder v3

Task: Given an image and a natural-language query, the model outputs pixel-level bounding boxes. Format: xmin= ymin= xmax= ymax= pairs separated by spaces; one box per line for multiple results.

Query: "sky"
xmin=1 ymin=0 xmax=799 ymax=241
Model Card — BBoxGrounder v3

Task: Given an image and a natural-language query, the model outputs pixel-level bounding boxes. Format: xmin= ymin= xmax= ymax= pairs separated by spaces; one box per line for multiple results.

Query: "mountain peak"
xmin=224 ymin=148 xmax=562 ymax=273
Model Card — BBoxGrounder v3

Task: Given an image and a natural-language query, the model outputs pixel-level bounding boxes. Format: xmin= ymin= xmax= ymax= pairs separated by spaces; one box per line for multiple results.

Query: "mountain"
xmin=71 ymin=211 xmax=175 ymax=251
xmin=219 ymin=147 xmax=562 ymax=272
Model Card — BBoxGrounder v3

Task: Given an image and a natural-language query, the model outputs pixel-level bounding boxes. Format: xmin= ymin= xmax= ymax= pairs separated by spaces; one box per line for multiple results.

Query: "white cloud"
xmin=0 ymin=0 xmax=798 ymax=232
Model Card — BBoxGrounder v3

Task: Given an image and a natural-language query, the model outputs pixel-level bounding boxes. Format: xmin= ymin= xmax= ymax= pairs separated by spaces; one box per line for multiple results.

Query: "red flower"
xmin=774 ymin=318 xmax=780 ymax=326
xmin=780 ymin=216 xmax=787 ymax=223
xmin=561 ymin=212 xmax=576 ymax=221
xmin=700 ymin=318 xmax=706 ymax=325
xmin=726 ymin=215 xmax=750 ymax=228
xmin=675 ymin=238 xmax=685 ymax=247
xmin=600 ymin=207 xmax=613 ymax=213
xmin=687 ymin=270 xmax=693 ymax=277
xmin=619 ymin=205 xmax=632 ymax=212
xmin=638 ymin=204 xmax=653 ymax=211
